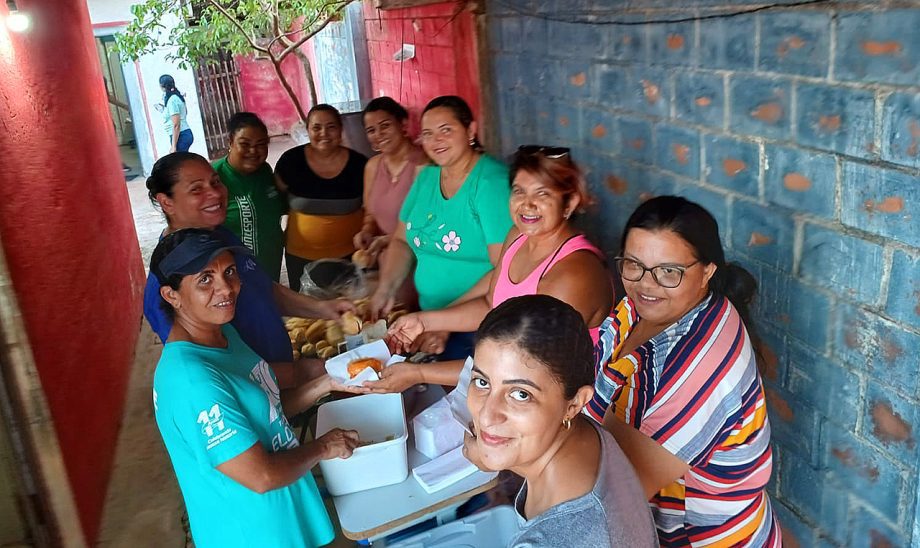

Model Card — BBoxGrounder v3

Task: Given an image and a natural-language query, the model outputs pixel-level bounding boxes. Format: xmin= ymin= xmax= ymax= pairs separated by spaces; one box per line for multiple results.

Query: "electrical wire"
xmin=491 ymin=0 xmax=835 ymax=25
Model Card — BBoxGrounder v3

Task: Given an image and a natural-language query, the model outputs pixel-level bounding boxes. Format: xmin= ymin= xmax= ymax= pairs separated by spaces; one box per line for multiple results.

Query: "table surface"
xmin=333 ymin=447 xmax=498 ymax=541
xmin=331 ymin=385 xmax=498 ymax=541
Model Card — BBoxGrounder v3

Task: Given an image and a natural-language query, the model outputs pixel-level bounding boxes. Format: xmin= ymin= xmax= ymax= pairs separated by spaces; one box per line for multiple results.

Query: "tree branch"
xmin=278 ymin=1 xmax=353 ymax=60
xmin=205 ymin=0 xmax=269 ymax=54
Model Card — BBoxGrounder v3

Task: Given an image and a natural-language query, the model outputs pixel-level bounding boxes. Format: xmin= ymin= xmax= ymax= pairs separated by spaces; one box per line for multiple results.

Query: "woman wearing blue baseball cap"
xmin=143 ymin=152 xmax=354 ymax=388
xmin=151 ymin=228 xmax=359 ymax=547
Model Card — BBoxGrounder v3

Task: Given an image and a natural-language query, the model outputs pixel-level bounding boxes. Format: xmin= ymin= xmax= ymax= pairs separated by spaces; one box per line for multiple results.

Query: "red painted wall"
xmin=237 ymin=42 xmax=318 ymax=136
xmin=0 ymin=0 xmax=144 ymax=542
xmin=363 ymin=1 xmax=481 ymax=134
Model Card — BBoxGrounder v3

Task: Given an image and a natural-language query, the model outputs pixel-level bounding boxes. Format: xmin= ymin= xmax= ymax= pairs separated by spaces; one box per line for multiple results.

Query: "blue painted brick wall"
xmin=486 ymin=1 xmax=920 ymax=545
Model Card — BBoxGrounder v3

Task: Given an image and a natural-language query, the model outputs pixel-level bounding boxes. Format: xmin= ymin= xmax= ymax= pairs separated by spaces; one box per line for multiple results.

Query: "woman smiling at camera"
xmin=375 ymin=146 xmax=611 ymax=393
xmin=368 ymin=95 xmax=513 ymax=359
xmin=463 ymin=295 xmax=657 ymax=548
xmin=150 ymin=229 xmax=359 ymax=548
xmin=594 ymin=196 xmax=780 ymax=547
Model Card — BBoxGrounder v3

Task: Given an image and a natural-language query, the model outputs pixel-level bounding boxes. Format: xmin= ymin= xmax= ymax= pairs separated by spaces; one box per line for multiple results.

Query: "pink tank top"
xmin=367 ymin=148 xmax=425 ymax=235
xmin=492 ymin=234 xmax=604 ymax=345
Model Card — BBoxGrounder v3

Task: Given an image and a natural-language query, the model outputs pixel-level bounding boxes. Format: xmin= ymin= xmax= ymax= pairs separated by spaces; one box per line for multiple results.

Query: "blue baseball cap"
xmin=151 ymin=229 xmax=247 ymax=284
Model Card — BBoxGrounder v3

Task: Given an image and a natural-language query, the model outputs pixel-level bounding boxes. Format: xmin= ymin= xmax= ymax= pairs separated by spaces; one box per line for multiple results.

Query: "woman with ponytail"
xmin=592 ymin=196 xmax=780 ymax=547
xmin=159 ymin=74 xmax=193 ymax=153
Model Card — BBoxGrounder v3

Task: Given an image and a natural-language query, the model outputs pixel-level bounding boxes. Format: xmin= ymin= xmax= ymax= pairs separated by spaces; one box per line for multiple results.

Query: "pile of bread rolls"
xmin=285 ymin=297 xmax=407 ymax=360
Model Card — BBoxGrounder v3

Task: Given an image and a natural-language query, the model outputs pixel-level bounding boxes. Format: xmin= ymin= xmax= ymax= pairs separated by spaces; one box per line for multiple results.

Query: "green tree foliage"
xmin=117 ymin=0 xmax=353 ymax=122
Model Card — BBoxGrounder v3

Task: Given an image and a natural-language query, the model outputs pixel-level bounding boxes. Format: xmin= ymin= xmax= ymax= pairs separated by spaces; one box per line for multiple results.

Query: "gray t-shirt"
xmin=509 ymin=421 xmax=658 ymax=548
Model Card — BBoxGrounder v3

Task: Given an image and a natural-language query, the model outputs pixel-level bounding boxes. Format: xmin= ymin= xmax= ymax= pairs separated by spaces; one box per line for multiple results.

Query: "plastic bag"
xmin=298 ymin=259 xmax=368 ymax=300
xmin=445 ymin=356 xmax=475 ymax=434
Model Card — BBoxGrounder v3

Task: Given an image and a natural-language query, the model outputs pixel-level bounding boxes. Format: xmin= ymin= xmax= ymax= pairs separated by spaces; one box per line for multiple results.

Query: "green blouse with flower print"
xmin=399 ymin=155 xmax=512 ymax=310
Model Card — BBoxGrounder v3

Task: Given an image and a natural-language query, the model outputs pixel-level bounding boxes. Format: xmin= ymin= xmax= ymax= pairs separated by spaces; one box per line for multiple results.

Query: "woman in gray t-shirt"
xmin=463 ymin=295 xmax=657 ymax=548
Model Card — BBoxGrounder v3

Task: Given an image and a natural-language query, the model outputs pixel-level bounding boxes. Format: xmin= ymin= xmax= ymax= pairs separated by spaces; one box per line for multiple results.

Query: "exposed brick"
xmin=785 ymin=279 xmax=832 ymax=352
xmin=703 ymin=135 xmax=759 ymax=196
xmin=840 ymin=162 xmax=920 ymax=248
xmin=580 ymin=106 xmax=619 ymax=154
xmin=730 ymin=199 xmax=794 ymax=272
xmin=654 ymin=124 xmax=700 ymax=179
xmin=796 ymin=83 xmax=875 ymax=159
xmin=886 ymin=251 xmax=920 ymax=331
xmin=516 ymin=54 xmax=553 ymax=96
xmin=755 ymin=322 xmax=788 ymax=387
xmin=498 ymin=16 xmax=522 ymax=54
xmin=772 ymin=500 xmax=817 ymax=548
xmin=780 ymin=451 xmax=849 ymax=542
xmin=759 ymin=12 xmax=831 ymax=77
xmin=595 ymin=64 xmax=627 ymax=107
xmin=553 ymin=100 xmax=584 ymax=146
xmin=552 ymin=60 xmax=594 ymax=101
xmin=674 ymin=183 xmax=729 ymax=231
xmin=647 ymin=21 xmax=697 ymax=67
xmin=787 ymin=341 xmax=860 ymax=429
xmin=821 ymin=422 xmax=903 ymax=526
xmin=521 ymin=16 xmax=548 ymax=57
xmin=881 ymin=92 xmax=920 ymax=169
xmin=836 ymin=10 xmax=920 ymax=86
xmin=765 ymin=385 xmax=820 ymax=460
xmin=799 ymin=224 xmax=884 ymax=305
xmin=617 ymin=116 xmax=654 ymax=164
xmin=605 ymin=18 xmax=647 ymax=63
xmin=674 ymin=72 xmax=725 ymax=129
xmin=764 ymin=145 xmax=836 ymax=219
xmin=549 ymin=20 xmax=607 ymax=61
xmin=835 ymin=304 xmax=920 ymax=397
xmin=698 ymin=15 xmax=756 ymax=71
xmin=730 ymin=76 xmax=792 ymax=140
xmin=619 ymin=65 xmax=671 ymax=119
xmin=862 ymin=382 xmax=918 ymax=467
xmin=848 ymin=511 xmax=909 ymax=548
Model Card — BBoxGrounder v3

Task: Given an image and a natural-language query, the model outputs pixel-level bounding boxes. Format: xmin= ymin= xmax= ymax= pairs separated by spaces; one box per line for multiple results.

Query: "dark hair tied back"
xmin=364 ymin=96 xmax=409 ymax=122
xmin=145 ymin=151 xmax=208 ymax=209
xmin=228 ymin=112 xmax=267 ymax=139
xmin=475 ymin=295 xmax=594 ymax=400
xmin=422 ymin=95 xmax=483 ymax=152
xmin=622 ymin=196 xmax=758 ymax=329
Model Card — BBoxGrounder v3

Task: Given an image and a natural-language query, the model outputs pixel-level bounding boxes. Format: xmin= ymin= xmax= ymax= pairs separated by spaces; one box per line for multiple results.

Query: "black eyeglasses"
xmin=517 ymin=145 xmax=571 ymax=159
xmin=613 ymin=257 xmax=699 ymax=288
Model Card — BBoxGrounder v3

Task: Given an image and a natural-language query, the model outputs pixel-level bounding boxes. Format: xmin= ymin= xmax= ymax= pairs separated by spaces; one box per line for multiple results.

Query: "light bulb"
xmin=6 ymin=11 xmax=29 ymax=32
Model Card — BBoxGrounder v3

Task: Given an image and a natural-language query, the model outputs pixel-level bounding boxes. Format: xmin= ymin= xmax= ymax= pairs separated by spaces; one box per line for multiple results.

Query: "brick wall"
xmin=486 ymin=1 xmax=920 ymax=546
xmin=363 ymin=1 xmax=481 ymax=133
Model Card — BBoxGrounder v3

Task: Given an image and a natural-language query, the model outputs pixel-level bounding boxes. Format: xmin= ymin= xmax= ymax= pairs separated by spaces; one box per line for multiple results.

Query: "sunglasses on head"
xmin=517 ymin=145 xmax=571 ymax=159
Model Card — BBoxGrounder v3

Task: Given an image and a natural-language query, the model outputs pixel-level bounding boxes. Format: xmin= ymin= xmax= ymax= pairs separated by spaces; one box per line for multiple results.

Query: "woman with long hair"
xmin=159 ymin=74 xmax=193 ymax=153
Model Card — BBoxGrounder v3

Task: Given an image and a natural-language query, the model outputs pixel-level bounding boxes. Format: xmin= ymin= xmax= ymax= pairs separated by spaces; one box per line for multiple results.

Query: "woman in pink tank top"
xmin=365 ymin=146 xmax=613 ymax=393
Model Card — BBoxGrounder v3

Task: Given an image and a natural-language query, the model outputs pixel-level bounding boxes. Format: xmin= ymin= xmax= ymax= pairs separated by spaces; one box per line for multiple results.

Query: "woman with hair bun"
xmin=595 ymin=196 xmax=780 ymax=547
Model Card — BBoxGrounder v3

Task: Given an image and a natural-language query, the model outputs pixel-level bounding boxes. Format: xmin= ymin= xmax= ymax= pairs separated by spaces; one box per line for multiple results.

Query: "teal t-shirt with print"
xmin=153 ymin=325 xmax=334 ymax=548
xmin=400 ymin=154 xmax=512 ymax=310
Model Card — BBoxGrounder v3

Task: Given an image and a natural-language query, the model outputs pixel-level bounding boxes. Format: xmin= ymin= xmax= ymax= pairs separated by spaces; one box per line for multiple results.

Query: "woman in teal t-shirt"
xmin=150 ymin=228 xmax=360 ymax=548
xmin=159 ymin=74 xmax=193 ymax=153
xmin=370 ymin=96 xmax=512 ymax=359
xmin=214 ymin=112 xmax=286 ymax=281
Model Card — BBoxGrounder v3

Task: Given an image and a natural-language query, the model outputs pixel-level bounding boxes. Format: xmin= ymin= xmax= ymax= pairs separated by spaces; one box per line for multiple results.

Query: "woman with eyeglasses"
xmin=594 ymin=196 xmax=780 ymax=547
xmin=368 ymin=95 xmax=513 ymax=360
xmin=372 ymin=145 xmax=612 ymax=393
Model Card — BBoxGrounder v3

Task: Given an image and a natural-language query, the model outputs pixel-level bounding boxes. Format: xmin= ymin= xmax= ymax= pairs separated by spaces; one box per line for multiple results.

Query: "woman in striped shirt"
xmin=592 ymin=196 xmax=780 ymax=547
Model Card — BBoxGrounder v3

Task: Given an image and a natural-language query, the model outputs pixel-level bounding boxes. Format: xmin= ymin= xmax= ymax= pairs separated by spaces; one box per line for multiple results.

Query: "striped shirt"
xmin=587 ymin=295 xmax=781 ymax=547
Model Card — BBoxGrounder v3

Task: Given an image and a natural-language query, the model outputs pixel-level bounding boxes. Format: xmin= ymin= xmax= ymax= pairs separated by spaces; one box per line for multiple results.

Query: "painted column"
xmin=0 ymin=0 xmax=144 ymax=543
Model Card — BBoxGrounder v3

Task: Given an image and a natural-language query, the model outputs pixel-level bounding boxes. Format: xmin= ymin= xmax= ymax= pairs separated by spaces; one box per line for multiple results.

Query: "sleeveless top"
xmin=368 ymin=148 xmax=426 ymax=235
xmin=492 ymin=233 xmax=603 ymax=345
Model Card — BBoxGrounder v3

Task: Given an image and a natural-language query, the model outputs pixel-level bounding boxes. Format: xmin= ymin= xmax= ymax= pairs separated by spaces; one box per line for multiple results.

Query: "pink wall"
xmin=0 ymin=0 xmax=144 ymax=542
xmin=237 ymin=44 xmax=318 ymax=136
xmin=363 ymin=1 xmax=481 ymax=134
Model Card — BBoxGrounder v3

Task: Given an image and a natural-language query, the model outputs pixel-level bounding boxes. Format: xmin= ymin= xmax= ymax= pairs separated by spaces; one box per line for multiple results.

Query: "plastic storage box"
xmin=386 ymin=505 xmax=521 ymax=547
xmin=315 ymin=393 xmax=409 ymax=496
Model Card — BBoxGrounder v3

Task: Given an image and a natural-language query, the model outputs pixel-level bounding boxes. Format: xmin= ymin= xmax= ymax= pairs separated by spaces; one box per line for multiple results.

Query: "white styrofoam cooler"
xmin=386 ymin=505 xmax=521 ymax=547
xmin=315 ymin=393 xmax=409 ymax=496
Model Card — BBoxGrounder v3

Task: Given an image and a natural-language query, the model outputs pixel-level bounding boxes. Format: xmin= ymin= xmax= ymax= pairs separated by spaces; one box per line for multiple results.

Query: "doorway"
xmin=95 ymin=34 xmax=143 ymax=180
